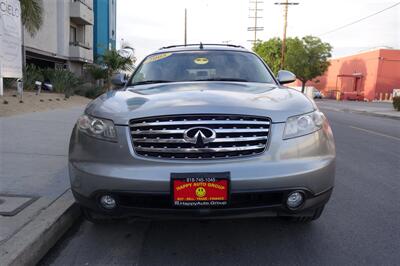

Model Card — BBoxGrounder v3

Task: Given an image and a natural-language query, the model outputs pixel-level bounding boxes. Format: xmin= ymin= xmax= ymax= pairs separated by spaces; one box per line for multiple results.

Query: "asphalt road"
xmin=39 ymin=106 xmax=400 ymax=266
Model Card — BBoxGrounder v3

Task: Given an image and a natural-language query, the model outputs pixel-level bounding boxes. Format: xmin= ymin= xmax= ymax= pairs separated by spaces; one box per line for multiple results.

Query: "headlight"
xmin=283 ymin=110 xmax=324 ymax=139
xmin=77 ymin=114 xmax=117 ymax=141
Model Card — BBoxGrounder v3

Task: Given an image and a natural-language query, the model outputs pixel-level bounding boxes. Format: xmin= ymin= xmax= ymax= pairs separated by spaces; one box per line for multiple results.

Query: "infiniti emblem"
xmin=183 ymin=127 xmax=216 ymax=147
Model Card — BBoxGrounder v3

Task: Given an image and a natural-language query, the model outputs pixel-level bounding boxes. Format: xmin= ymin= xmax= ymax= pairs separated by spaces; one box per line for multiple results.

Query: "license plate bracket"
xmin=171 ymin=172 xmax=230 ymax=208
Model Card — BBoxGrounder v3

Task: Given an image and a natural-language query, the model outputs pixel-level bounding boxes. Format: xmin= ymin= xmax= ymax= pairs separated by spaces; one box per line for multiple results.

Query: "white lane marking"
xmin=349 ymin=126 xmax=400 ymax=141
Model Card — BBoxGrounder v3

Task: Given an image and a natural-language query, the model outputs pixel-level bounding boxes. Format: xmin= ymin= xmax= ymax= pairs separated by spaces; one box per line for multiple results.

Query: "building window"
xmin=70 ymin=26 xmax=77 ymax=44
xmin=79 ymin=25 xmax=86 ymax=43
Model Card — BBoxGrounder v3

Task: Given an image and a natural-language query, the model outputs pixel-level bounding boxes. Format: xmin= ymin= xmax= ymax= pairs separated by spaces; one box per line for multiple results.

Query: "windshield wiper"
xmin=132 ymin=78 xmax=249 ymax=86
xmin=192 ymin=78 xmax=249 ymax=82
xmin=132 ymin=80 xmax=173 ymax=86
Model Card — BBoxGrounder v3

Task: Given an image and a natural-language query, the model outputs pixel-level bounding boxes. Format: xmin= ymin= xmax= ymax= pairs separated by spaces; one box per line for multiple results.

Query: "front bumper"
xmin=69 ymin=121 xmax=335 ymax=218
xmin=72 ymin=187 xmax=332 ymax=219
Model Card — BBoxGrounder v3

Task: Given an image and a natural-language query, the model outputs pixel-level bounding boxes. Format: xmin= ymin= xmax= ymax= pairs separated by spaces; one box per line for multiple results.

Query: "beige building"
xmin=24 ymin=0 xmax=94 ymax=76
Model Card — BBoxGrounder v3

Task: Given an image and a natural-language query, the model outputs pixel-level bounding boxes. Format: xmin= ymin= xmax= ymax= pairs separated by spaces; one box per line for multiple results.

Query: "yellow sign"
xmin=195 ymin=187 xmax=206 ymax=197
xmin=144 ymin=53 xmax=172 ymax=64
xmin=194 ymin=57 xmax=209 ymax=65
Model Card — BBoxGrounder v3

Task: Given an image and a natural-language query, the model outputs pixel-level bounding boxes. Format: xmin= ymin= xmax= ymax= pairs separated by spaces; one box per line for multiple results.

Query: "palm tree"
xmin=20 ymin=0 xmax=43 ymax=36
xmin=86 ymin=64 xmax=107 ymax=86
xmin=102 ymin=49 xmax=134 ymax=89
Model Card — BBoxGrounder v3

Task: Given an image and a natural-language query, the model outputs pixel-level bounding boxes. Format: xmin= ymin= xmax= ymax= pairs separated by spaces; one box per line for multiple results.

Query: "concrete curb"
xmin=319 ymin=106 xmax=400 ymax=120
xmin=0 ymin=190 xmax=81 ymax=266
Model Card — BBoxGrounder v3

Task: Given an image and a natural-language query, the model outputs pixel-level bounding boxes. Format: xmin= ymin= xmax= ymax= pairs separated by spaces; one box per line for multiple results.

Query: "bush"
xmin=46 ymin=69 xmax=82 ymax=98
xmin=23 ymin=64 xmax=43 ymax=90
xmin=74 ymin=84 xmax=104 ymax=99
xmin=84 ymin=86 xmax=104 ymax=99
xmin=86 ymin=64 xmax=107 ymax=81
xmin=73 ymin=84 xmax=90 ymax=97
xmin=3 ymin=78 xmax=16 ymax=89
xmin=18 ymin=64 xmax=106 ymax=99
xmin=41 ymin=68 xmax=53 ymax=82
xmin=393 ymin=96 xmax=400 ymax=111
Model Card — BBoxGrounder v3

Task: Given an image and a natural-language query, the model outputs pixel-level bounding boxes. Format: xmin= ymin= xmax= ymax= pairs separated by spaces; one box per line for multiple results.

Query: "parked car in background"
xmin=69 ymin=44 xmax=336 ymax=223
xmin=289 ymin=86 xmax=324 ymax=99
xmin=313 ymin=88 xmax=324 ymax=99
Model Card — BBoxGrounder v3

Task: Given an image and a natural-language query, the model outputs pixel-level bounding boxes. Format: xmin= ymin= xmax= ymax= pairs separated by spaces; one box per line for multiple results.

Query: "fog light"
xmin=286 ymin=191 xmax=304 ymax=209
xmin=100 ymin=195 xmax=116 ymax=209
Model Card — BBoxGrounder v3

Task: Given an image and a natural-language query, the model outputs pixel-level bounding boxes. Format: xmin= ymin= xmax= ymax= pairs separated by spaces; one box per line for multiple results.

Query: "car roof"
xmin=154 ymin=44 xmax=249 ymax=54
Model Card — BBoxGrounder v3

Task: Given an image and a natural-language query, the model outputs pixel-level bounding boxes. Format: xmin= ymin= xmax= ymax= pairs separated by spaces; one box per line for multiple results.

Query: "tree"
xmin=253 ymin=36 xmax=332 ymax=92
xmin=102 ymin=49 xmax=134 ymax=89
xmin=285 ymin=36 xmax=332 ymax=93
xmin=253 ymin=38 xmax=282 ymax=75
xmin=20 ymin=0 xmax=43 ymax=36
xmin=86 ymin=64 xmax=107 ymax=86
xmin=119 ymin=40 xmax=137 ymax=65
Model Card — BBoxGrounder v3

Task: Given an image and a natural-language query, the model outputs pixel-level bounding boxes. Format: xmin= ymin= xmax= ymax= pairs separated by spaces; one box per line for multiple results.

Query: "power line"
xmin=318 ymin=2 xmax=400 ymax=37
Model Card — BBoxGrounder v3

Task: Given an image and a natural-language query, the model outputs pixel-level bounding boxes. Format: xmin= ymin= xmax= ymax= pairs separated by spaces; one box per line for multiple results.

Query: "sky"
xmin=116 ymin=0 xmax=400 ymax=63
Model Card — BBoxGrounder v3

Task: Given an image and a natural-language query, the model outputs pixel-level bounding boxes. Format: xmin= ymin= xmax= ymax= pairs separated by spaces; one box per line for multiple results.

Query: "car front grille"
xmin=129 ymin=114 xmax=271 ymax=160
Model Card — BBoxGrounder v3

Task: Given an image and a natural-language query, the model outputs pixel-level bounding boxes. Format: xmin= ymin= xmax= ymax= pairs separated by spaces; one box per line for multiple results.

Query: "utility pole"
xmin=0 ymin=77 xmax=3 ymax=97
xmin=275 ymin=1 xmax=299 ymax=69
xmin=247 ymin=0 xmax=264 ymax=46
xmin=184 ymin=8 xmax=187 ymax=45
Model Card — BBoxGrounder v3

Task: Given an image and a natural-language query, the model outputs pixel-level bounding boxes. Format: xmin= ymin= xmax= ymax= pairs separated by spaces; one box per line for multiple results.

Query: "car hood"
xmin=85 ymin=82 xmax=315 ymax=124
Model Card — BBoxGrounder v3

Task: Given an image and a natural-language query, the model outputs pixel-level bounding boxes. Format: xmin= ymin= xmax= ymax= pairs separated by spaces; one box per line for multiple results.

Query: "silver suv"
xmin=69 ymin=44 xmax=335 ymax=222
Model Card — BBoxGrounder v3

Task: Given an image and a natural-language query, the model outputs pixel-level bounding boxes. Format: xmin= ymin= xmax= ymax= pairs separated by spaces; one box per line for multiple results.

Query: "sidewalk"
xmin=0 ymin=106 xmax=85 ymax=265
xmin=316 ymin=99 xmax=400 ymax=119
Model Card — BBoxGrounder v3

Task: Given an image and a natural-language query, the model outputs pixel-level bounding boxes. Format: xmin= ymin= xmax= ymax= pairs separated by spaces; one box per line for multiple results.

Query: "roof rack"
xmin=159 ymin=43 xmax=245 ymax=50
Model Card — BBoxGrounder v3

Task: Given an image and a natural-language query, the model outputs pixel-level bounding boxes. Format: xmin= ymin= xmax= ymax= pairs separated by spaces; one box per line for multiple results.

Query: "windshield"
xmin=129 ymin=51 xmax=275 ymax=85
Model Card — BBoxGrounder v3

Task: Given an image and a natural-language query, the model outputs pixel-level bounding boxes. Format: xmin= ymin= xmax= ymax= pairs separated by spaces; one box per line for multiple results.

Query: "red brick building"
xmin=295 ymin=48 xmax=400 ymax=101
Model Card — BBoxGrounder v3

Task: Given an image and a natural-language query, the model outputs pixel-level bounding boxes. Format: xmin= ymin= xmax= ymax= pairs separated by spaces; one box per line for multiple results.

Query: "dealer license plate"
xmin=171 ymin=172 xmax=230 ymax=208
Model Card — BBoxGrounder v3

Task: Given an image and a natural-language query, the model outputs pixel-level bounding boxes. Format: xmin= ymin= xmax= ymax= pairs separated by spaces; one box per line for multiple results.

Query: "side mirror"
xmin=277 ymin=70 xmax=296 ymax=84
xmin=111 ymin=73 xmax=127 ymax=86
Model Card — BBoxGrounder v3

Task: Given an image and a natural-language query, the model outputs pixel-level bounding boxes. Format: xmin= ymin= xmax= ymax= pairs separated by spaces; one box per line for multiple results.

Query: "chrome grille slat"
xmin=135 ymin=145 xmax=265 ymax=153
xmin=132 ymin=128 xmax=269 ymax=135
xmin=129 ymin=114 xmax=271 ymax=160
xmin=131 ymin=120 xmax=270 ymax=127
xmin=132 ymin=136 xmax=269 ymax=143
